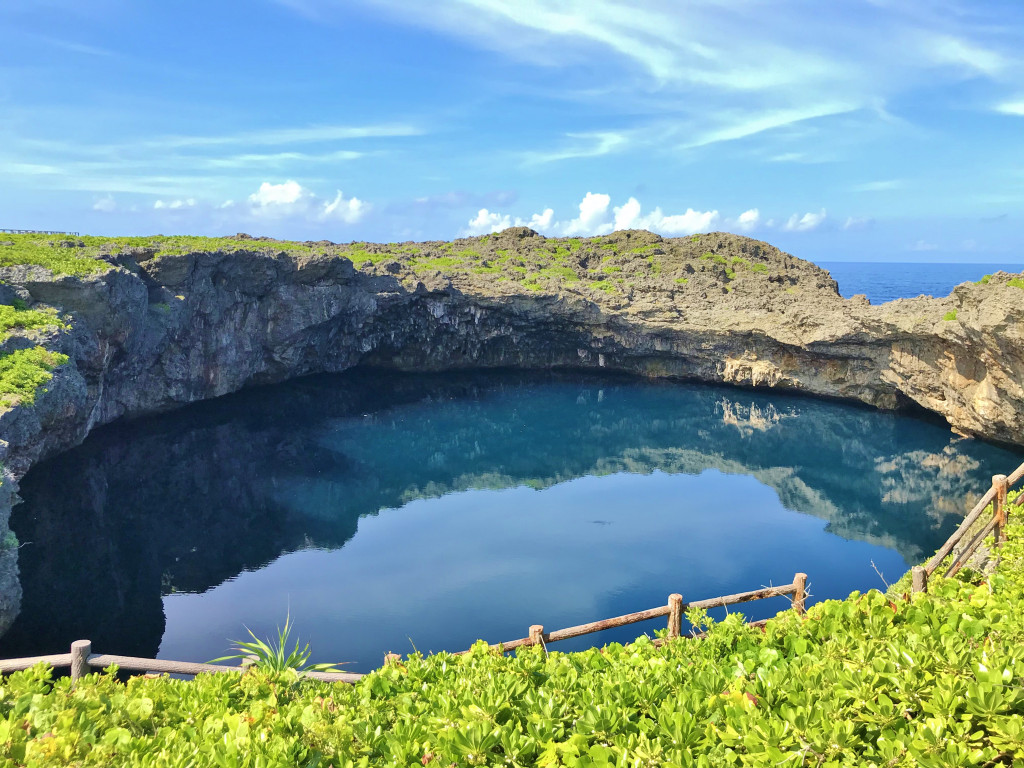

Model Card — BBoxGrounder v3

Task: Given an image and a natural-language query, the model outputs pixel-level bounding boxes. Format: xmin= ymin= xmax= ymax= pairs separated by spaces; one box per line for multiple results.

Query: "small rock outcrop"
xmin=0 ymin=229 xmax=1020 ymax=632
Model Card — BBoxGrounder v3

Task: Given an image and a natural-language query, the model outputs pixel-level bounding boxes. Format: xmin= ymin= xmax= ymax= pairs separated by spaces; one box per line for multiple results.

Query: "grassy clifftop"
xmin=2 ymin=493 xmax=1022 ymax=766
xmin=0 ymin=229 xmax=827 ymax=305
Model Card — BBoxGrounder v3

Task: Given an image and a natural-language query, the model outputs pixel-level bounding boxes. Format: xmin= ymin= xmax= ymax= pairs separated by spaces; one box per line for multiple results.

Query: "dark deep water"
xmin=1 ymin=370 xmax=1020 ymax=672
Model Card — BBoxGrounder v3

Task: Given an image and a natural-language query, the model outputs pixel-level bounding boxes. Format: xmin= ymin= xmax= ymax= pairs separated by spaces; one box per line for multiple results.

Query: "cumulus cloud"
xmin=248 ymin=180 xmax=311 ymax=210
xmin=245 ymin=179 xmax=367 ymax=223
xmin=734 ymin=208 xmax=760 ymax=231
xmin=464 ymin=208 xmax=511 ymax=235
xmin=784 ymin=209 xmax=827 ymax=231
xmin=92 ymin=195 xmax=116 ymax=212
xmin=321 ymin=190 xmax=367 ymax=223
xmin=613 ymin=197 xmax=720 ymax=235
xmin=563 ymin=192 xmax=614 ymax=236
xmin=460 ymin=192 xmax=719 ymax=237
xmin=463 ymin=206 xmax=556 ymax=235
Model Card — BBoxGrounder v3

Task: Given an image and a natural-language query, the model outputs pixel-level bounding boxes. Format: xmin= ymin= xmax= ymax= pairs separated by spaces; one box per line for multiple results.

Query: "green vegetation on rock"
xmin=0 ymin=346 xmax=69 ymax=407
xmin=0 ymin=235 xmax=109 ymax=276
xmin=1008 ymin=277 xmax=1024 ymax=290
xmin=943 ymin=309 xmax=958 ymax=321
xmin=0 ymin=304 xmax=64 ymax=337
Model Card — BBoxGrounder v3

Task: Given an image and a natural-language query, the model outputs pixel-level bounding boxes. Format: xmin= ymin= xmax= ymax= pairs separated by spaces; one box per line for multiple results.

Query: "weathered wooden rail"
xmin=911 ymin=459 xmax=1024 ymax=592
xmin=451 ymin=573 xmax=808 ymax=655
xmin=0 ymin=640 xmax=364 ymax=685
xmin=0 ymin=576 xmax=809 ymax=683
xmin=0 ymin=229 xmax=79 ymax=236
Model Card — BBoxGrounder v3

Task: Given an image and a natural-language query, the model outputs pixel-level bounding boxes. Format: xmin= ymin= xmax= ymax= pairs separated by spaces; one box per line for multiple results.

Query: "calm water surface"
xmin=2 ymin=370 xmax=1020 ymax=671
xmin=820 ymin=261 xmax=1024 ymax=304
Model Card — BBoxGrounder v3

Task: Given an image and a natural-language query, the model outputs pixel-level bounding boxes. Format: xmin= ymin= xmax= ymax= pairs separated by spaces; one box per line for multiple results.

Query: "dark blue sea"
xmin=820 ymin=262 xmax=1024 ymax=304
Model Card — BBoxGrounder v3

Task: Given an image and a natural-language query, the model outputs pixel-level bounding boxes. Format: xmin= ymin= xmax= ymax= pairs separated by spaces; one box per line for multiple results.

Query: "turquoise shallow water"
xmin=1 ymin=370 xmax=1019 ymax=672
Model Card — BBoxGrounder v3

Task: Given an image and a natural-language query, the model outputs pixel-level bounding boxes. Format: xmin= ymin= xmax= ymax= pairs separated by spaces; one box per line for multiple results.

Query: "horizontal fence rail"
xmin=0 ymin=640 xmax=364 ymax=685
xmin=455 ymin=574 xmax=808 ymax=655
xmin=0 ymin=576 xmax=810 ymax=683
xmin=913 ymin=459 xmax=1024 ymax=593
xmin=0 ymin=229 xmax=79 ymax=236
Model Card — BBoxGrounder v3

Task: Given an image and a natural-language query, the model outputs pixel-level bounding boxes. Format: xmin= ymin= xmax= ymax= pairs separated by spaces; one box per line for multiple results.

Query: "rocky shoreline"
xmin=0 ymin=227 xmax=1021 ymax=632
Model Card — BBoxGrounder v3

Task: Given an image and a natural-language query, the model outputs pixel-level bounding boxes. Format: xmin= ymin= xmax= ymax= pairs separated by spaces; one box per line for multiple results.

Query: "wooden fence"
xmin=0 ymin=575 xmax=808 ymax=684
xmin=0 ymin=229 xmax=79 ymax=236
xmin=911 ymin=459 xmax=1024 ymax=593
xmin=0 ymin=640 xmax=364 ymax=684
xmin=450 ymin=573 xmax=808 ymax=656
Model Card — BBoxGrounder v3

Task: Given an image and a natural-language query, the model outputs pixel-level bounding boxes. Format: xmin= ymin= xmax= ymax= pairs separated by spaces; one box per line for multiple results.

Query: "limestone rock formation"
xmin=0 ymin=229 xmax=1020 ymax=633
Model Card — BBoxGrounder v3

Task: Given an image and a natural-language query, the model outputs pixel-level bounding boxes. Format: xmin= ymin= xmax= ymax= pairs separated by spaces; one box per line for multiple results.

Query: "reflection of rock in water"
xmin=0 ymin=369 xmax=1019 ymax=658
xmin=717 ymin=399 xmax=789 ymax=435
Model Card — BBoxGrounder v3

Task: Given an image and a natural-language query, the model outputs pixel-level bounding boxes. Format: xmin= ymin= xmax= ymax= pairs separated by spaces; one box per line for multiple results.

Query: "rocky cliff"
xmin=0 ymin=227 xmax=1021 ymax=632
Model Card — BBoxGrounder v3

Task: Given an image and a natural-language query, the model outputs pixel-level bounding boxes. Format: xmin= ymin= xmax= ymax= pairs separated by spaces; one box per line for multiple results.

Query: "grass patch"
xmin=537 ymin=266 xmax=579 ymax=283
xmin=1008 ymin=277 xmax=1024 ymax=290
xmin=699 ymin=251 xmax=727 ymax=266
xmin=411 ymin=256 xmax=463 ymax=271
xmin=590 ymin=280 xmax=617 ymax=293
xmin=674 ymin=277 xmax=689 ymax=284
xmin=750 ymin=263 xmax=768 ymax=274
xmin=943 ymin=309 xmax=958 ymax=321
xmin=975 ymin=274 xmax=991 ymax=285
xmin=0 ymin=236 xmax=109 ymax=276
xmin=0 ymin=304 xmax=64 ymax=336
xmin=0 ymin=346 xmax=69 ymax=407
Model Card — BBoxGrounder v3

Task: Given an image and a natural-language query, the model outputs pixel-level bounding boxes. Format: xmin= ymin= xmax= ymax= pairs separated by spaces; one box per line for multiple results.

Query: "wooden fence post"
xmin=911 ymin=566 xmax=928 ymax=594
xmin=792 ymin=573 xmax=807 ymax=615
xmin=529 ymin=625 xmax=544 ymax=646
xmin=70 ymin=640 xmax=91 ymax=685
xmin=667 ymin=594 xmax=683 ymax=639
xmin=993 ymin=474 xmax=1009 ymax=545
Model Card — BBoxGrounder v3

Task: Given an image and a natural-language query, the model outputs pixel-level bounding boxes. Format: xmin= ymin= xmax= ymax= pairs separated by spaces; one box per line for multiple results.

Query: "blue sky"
xmin=2 ymin=0 xmax=1023 ymax=262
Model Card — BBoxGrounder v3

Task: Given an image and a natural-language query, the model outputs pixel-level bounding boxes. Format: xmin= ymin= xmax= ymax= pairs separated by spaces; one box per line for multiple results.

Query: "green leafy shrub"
xmin=699 ymin=251 xmax=727 ymax=265
xmin=750 ymin=263 xmax=769 ymax=274
xmin=1008 ymin=277 xmax=1024 ymax=290
xmin=0 ymin=346 xmax=69 ymax=407
xmin=0 ymin=304 xmax=64 ymax=336
xmin=975 ymin=274 xmax=992 ymax=285
xmin=943 ymin=309 xmax=958 ymax=321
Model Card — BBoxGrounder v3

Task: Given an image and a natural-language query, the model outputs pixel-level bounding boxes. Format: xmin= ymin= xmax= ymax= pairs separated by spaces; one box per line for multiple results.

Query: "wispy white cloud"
xmin=853 ymin=179 xmax=904 ymax=192
xmin=908 ymin=239 xmax=938 ymax=252
xmin=147 ymin=123 xmax=421 ymax=151
xmin=522 ymin=131 xmax=628 ymax=165
xmin=784 ymin=209 xmax=827 ymax=232
xmin=203 ymin=149 xmax=363 ymax=168
xmin=154 ymin=198 xmax=197 ymax=210
xmin=995 ymin=100 xmax=1024 ymax=116
xmin=843 ymin=216 xmax=872 ymax=230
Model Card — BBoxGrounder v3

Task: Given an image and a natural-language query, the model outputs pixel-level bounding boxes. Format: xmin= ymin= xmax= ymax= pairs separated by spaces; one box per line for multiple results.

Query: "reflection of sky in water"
xmin=5 ymin=370 xmax=1021 ymax=667
xmin=162 ymin=470 xmax=907 ymax=672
